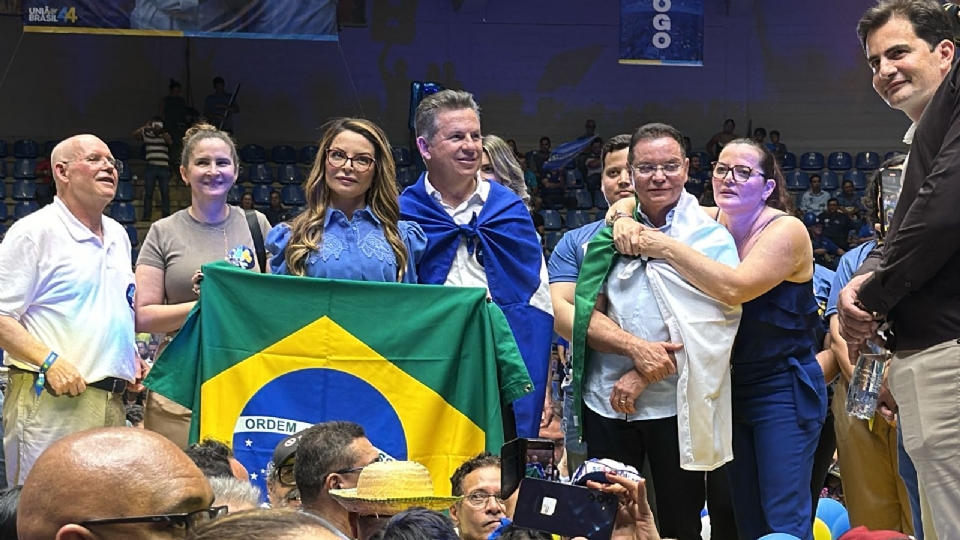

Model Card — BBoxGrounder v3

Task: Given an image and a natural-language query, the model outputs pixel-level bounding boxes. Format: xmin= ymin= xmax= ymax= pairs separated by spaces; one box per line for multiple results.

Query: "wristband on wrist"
xmin=35 ymin=351 xmax=58 ymax=397
xmin=606 ymin=210 xmax=632 ymax=227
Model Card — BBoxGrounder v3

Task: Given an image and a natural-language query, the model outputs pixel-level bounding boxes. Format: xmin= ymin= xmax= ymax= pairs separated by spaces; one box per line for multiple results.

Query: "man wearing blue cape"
xmin=400 ymin=89 xmax=553 ymax=439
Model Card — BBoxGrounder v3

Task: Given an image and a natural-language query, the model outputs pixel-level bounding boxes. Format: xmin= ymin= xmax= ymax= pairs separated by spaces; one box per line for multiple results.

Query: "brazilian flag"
xmin=144 ymin=262 xmax=533 ymax=497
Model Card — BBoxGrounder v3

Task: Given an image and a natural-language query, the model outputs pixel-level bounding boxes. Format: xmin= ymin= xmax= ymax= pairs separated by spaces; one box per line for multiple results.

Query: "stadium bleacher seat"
xmin=540 ymin=209 xmax=562 ymax=231
xmin=397 ymin=167 xmax=418 ymax=188
xmin=107 ymin=141 xmax=129 ymax=161
xmin=0 ymin=180 xmax=5 ymax=200
xmin=288 ymin=206 xmax=305 ymax=218
xmin=799 ymin=152 xmax=825 ymax=171
xmin=281 ymin=185 xmax=306 ymax=206
xmin=110 ymin=202 xmax=137 ymax=224
xmin=271 ymin=145 xmax=297 ymax=164
xmin=277 ymin=164 xmax=303 ymax=185
xmin=572 ymin=189 xmax=592 ymax=210
xmin=566 ymin=210 xmax=591 ymax=229
xmin=117 ymin=160 xmax=132 ymax=182
xmin=13 ymin=140 xmax=38 ymax=159
xmin=43 ymin=140 xmax=58 ymax=157
xmin=780 ymin=152 xmax=797 ymax=171
xmin=240 ymin=144 xmax=267 ymax=164
xmin=227 ymin=184 xmax=244 ymax=205
xmin=0 ymin=140 xmax=7 ymax=159
xmin=855 ymin=151 xmax=881 ymax=170
xmin=246 ymin=163 xmax=273 ymax=184
xmin=785 ymin=170 xmax=810 ymax=192
xmin=0 ymin=161 xmax=5 ymax=180
xmin=594 ymin=191 xmax=609 ymax=209
xmin=884 ymin=150 xmax=905 ymax=162
xmin=251 ymin=185 xmax=272 ymax=206
xmin=124 ymin=224 xmax=139 ymax=247
xmin=545 ymin=231 xmax=563 ymax=252
xmin=113 ymin=181 xmax=134 ymax=202
xmin=844 ymin=170 xmax=867 ymax=192
xmin=565 ymin=170 xmax=584 ymax=188
xmin=820 ymin=170 xmax=840 ymax=192
xmin=12 ymin=179 xmax=37 ymax=200
xmin=13 ymin=159 xmax=36 ymax=179
xmin=13 ymin=200 xmax=40 ymax=220
xmin=827 ymin=152 xmax=853 ymax=171
xmin=0 ymin=223 xmax=6 ymax=239
xmin=0 ymin=203 xmax=7 ymax=222
xmin=392 ymin=147 xmax=412 ymax=168
xmin=300 ymin=145 xmax=319 ymax=165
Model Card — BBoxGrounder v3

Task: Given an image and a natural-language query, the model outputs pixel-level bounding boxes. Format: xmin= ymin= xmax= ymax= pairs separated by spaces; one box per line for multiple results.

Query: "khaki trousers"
xmin=143 ymin=391 xmax=192 ymax=449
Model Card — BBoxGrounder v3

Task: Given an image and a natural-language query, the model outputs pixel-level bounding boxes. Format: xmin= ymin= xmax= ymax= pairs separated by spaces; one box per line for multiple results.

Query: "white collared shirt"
xmin=0 ymin=197 xmax=137 ymax=382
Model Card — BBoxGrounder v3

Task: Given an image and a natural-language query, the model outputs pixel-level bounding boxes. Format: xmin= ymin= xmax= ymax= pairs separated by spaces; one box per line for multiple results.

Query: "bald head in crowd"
xmin=18 ymin=428 xmax=214 ymax=540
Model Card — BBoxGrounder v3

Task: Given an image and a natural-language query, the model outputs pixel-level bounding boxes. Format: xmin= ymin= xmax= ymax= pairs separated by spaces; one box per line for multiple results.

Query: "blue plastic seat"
xmin=117 ymin=160 xmax=133 ymax=182
xmin=114 ymin=181 xmax=134 ymax=202
xmin=13 ymin=140 xmax=38 ymax=159
xmin=271 ymin=145 xmax=297 ymax=164
xmin=13 ymin=200 xmax=40 ymax=220
xmin=843 ymin=170 xmax=867 ymax=192
xmin=572 ymin=189 xmax=593 ymax=210
xmin=0 ymin=140 xmax=7 ymax=159
xmin=566 ymin=210 xmax=591 ymax=229
xmin=110 ymin=202 xmax=137 ymax=224
xmin=540 ymin=210 xmax=562 ymax=231
xmin=287 ymin=205 xmax=306 ymax=218
xmin=780 ymin=152 xmax=797 ymax=171
xmin=396 ymin=167 xmax=418 ymax=188
xmin=277 ymin=164 xmax=303 ymax=185
xmin=856 ymin=151 xmax=881 ymax=171
xmin=43 ymin=140 xmax=58 ymax=157
xmin=827 ymin=152 xmax=853 ymax=171
xmin=240 ymin=144 xmax=267 ymax=164
xmin=124 ymin=224 xmax=139 ymax=247
xmin=594 ymin=191 xmax=609 ymax=209
xmin=246 ymin=163 xmax=273 ymax=184
xmin=107 ymin=141 xmax=129 ymax=161
xmin=545 ymin=231 xmax=563 ymax=252
xmin=281 ymin=185 xmax=306 ymax=206
xmin=884 ymin=150 xmax=906 ymax=162
xmin=12 ymin=179 xmax=37 ymax=200
xmin=13 ymin=159 xmax=36 ymax=179
xmin=0 ymin=203 xmax=7 ymax=222
xmin=251 ymin=185 xmax=272 ymax=206
xmin=565 ymin=170 xmax=584 ymax=188
xmin=227 ymin=184 xmax=244 ymax=205
xmin=300 ymin=145 xmax=319 ymax=165
xmin=0 ymin=161 xmax=5 ymax=179
xmin=799 ymin=152 xmax=825 ymax=171
xmin=785 ymin=170 xmax=809 ymax=192
xmin=392 ymin=147 xmax=412 ymax=168
xmin=0 ymin=180 xmax=5 ymax=199
xmin=820 ymin=170 xmax=840 ymax=192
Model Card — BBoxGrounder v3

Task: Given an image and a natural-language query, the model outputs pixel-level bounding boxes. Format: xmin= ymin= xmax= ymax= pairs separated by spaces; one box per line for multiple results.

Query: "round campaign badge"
xmin=226 ymin=245 xmax=256 ymax=270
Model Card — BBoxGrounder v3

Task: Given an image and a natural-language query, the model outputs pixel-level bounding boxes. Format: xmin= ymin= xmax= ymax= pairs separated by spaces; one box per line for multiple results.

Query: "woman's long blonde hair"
xmin=482 ymin=134 xmax=530 ymax=208
xmin=284 ymin=118 xmax=406 ymax=280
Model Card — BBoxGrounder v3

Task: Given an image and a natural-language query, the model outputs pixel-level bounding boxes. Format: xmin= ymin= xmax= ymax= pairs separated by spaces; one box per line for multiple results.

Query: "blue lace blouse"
xmin=266 ymin=207 xmax=426 ymax=283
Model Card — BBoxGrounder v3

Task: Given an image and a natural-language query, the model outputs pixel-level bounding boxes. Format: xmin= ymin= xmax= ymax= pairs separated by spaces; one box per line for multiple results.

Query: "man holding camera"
xmin=132 ymin=116 xmax=172 ymax=222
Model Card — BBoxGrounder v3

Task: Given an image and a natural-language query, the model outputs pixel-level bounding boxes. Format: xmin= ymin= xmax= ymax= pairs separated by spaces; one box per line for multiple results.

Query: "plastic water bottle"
xmin=845 ymin=340 xmax=891 ymax=420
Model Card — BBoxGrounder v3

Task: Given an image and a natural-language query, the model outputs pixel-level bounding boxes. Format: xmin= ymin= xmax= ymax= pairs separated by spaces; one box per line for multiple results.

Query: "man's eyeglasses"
xmin=712 ymin=161 xmax=763 ymax=183
xmin=462 ymin=491 xmax=505 ymax=508
xmin=327 ymin=149 xmax=375 ymax=173
xmin=630 ymin=162 xmax=683 ymax=179
xmin=59 ymin=154 xmax=124 ymax=175
xmin=78 ymin=506 xmax=228 ymax=532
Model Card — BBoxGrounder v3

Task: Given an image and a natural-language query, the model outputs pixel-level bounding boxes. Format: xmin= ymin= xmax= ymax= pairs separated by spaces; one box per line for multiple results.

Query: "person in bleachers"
xmin=836 ymin=179 xmax=867 ymax=224
xmin=264 ymin=189 xmax=289 ymax=227
xmin=132 ymin=116 xmax=173 ymax=222
xmin=533 ymin=136 xmax=551 ymax=176
xmin=135 ymin=123 xmax=271 ymax=449
xmin=481 ymin=135 xmax=531 ymax=208
xmin=400 ymin=89 xmax=553 ymax=440
xmin=239 ymin=192 xmax=255 ymax=210
xmin=688 ymin=154 xmax=703 ymax=176
xmin=160 ymin=79 xmax=188 ymax=164
xmin=0 ymin=134 xmax=145 ymax=485
xmin=32 ymin=156 xmax=54 ymax=208
xmin=506 ymin=139 xmax=523 ymax=161
xmin=706 ymin=118 xmax=739 ymax=159
xmin=818 ymin=197 xmax=855 ymax=251
xmin=266 ymin=117 xmax=425 ymax=283
xmin=806 ymin=212 xmax=845 ymax=271
xmin=752 ymin=127 xmax=767 ymax=144
xmin=581 ymin=124 xmax=741 ymax=540
xmin=578 ymin=137 xmax=604 ymax=193
xmin=799 ymin=173 xmax=832 ymax=215
xmin=539 ymin=167 xmax=568 ymax=209
xmin=204 ymin=76 xmax=239 ymax=134
xmin=766 ymin=130 xmax=788 ymax=161
xmin=548 ymin=134 xmax=634 ymax=477
xmin=19 ymin=428 xmax=219 ymax=540
xmin=530 ymin=196 xmax=546 ymax=241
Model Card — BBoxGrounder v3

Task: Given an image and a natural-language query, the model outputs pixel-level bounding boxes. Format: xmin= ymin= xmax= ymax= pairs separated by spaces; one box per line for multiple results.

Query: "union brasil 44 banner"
xmin=620 ymin=0 xmax=704 ymax=66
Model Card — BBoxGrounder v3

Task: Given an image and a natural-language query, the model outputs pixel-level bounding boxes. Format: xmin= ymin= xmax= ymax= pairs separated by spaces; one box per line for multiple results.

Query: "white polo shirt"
xmin=0 ymin=197 xmax=137 ymax=382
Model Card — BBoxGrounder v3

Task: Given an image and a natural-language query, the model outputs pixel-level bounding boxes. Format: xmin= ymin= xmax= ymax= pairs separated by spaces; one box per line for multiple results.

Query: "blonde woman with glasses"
xmin=267 ymin=118 xmax=425 ymax=282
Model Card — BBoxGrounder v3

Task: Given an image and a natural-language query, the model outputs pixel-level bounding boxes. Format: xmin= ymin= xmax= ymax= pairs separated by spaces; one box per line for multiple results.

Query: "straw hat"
xmin=329 ymin=461 xmax=461 ymax=515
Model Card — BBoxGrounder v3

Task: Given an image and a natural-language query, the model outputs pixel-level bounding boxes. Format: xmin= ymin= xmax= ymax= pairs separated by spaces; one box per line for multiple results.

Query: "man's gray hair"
xmin=414 ymin=89 xmax=481 ymax=142
xmin=207 ymin=476 xmax=263 ymax=510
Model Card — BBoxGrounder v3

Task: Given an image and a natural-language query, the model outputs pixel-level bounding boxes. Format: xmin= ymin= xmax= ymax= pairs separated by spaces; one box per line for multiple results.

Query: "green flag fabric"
xmin=144 ymin=261 xmax=533 ymax=496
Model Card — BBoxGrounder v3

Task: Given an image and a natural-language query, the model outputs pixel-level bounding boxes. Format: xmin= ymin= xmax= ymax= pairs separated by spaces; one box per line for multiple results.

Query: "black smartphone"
xmin=513 ymin=477 xmax=618 ymax=540
xmin=501 ymin=438 xmax=557 ymax=498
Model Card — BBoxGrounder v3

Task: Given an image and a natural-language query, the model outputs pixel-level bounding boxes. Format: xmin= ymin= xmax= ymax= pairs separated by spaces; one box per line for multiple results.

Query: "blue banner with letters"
xmin=22 ymin=0 xmax=338 ymax=41
xmin=620 ymin=0 xmax=703 ymax=66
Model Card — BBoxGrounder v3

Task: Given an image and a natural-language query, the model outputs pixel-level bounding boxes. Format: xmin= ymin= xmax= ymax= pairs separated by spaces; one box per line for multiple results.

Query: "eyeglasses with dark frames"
xmin=78 ymin=506 xmax=228 ymax=532
xmin=712 ymin=161 xmax=763 ymax=183
xmin=327 ymin=148 xmax=376 ymax=173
